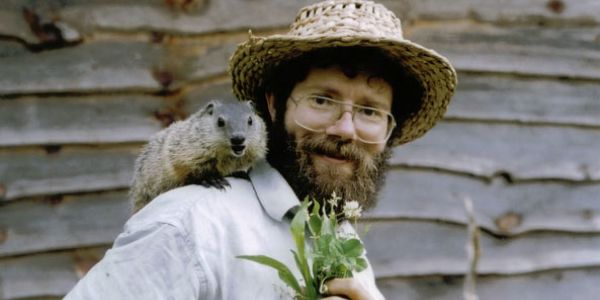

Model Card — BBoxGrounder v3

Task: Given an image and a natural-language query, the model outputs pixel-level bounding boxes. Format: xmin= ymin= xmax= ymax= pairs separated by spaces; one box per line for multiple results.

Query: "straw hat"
xmin=229 ymin=0 xmax=457 ymax=146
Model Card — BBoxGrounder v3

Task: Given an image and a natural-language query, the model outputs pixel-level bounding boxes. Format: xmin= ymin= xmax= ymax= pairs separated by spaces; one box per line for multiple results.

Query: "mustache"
xmin=297 ymin=135 xmax=369 ymax=162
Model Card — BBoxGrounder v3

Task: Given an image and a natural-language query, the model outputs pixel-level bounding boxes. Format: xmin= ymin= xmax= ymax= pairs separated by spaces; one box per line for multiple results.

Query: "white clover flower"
xmin=343 ymin=201 xmax=362 ymax=220
xmin=328 ymin=191 xmax=342 ymax=208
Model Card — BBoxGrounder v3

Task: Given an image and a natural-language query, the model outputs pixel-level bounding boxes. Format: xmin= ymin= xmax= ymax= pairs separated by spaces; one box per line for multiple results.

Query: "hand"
xmin=321 ymin=278 xmax=373 ymax=300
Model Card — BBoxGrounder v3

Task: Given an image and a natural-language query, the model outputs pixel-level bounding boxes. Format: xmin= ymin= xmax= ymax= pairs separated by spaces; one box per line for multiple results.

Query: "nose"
xmin=325 ymin=111 xmax=356 ymax=141
xmin=230 ymin=135 xmax=246 ymax=146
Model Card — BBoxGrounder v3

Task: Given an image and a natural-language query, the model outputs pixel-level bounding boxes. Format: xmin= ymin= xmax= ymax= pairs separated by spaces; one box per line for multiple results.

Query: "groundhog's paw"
xmin=199 ymin=176 xmax=230 ymax=190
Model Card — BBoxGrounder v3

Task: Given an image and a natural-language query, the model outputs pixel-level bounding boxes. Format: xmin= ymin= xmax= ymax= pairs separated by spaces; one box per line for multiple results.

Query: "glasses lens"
xmin=293 ymin=96 xmax=395 ymax=144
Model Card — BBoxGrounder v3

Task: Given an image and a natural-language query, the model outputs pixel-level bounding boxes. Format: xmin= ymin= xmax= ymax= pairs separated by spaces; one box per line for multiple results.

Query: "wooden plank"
xmin=0 ymin=41 xmax=163 ymax=94
xmin=407 ymin=23 xmax=600 ymax=80
xmin=0 ymin=146 xmax=137 ymax=201
xmin=0 ymin=247 xmax=108 ymax=300
xmin=396 ymin=0 xmax=600 ymax=24
xmin=369 ymin=169 xmax=600 ymax=235
xmin=0 ymin=40 xmax=236 ymax=95
xmin=391 ymin=121 xmax=600 ymax=181
xmin=6 ymin=0 xmax=594 ymax=38
xmin=0 ymin=95 xmax=164 ymax=146
xmin=362 ymin=220 xmax=600 ymax=277
xmin=57 ymin=0 xmax=313 ymax=35
xmin=0 ymin=82 xmax=235 ymax=147
xmin=377 ymin=268 xmax=600 ymax=300
xmin=449 ymin=73 xmax=600 ymax=127
xmin=0 ymin=191 xmax=130 ymax=257
xmin=0 ymin=84 xmax=232 ymax=146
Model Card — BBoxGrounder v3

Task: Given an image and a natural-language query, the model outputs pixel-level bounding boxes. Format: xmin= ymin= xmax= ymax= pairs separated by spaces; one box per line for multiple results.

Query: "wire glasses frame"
xmin=290 ymin=95 xmax=396 ymax=144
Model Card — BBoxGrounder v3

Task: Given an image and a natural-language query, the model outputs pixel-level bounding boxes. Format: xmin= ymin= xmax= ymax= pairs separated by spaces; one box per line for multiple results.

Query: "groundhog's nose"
xmin=230 ymin=136 xmax=246 ymax=146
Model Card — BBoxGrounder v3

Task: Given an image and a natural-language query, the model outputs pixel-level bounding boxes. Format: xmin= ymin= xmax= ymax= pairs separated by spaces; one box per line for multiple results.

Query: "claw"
xmin=199 ymin=176 xmax=230 ymax=190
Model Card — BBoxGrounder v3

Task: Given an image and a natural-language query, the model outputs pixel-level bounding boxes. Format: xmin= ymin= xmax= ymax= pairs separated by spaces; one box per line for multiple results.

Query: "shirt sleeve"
xmin=64 ymin=222 xmax=207 ymax=300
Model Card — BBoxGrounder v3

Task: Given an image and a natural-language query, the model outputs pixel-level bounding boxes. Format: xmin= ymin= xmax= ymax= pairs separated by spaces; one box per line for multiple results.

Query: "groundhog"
xmin=130 ymin=99 xmax=267 ymax=213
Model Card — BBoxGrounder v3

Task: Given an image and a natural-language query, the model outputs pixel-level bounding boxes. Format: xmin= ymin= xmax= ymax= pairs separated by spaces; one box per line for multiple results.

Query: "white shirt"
xmin=65 ymin=159 xmax=384 ymax=299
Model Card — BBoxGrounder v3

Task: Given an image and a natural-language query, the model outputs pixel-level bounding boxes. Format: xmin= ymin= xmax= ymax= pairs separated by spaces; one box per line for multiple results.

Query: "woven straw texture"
xmin=229 ymin=0 xmax=457 ymax=146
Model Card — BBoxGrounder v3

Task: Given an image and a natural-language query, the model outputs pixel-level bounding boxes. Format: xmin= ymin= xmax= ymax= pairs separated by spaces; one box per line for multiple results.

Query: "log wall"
xmin=1 ymin=0 xmax=599 ymax=299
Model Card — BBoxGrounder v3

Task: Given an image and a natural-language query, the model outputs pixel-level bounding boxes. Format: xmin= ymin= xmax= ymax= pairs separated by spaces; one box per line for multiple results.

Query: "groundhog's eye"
xmin=248 ymin=116 xmax=253 ymax=126
xmin=217 ymin=117 xmax=225 ymax=128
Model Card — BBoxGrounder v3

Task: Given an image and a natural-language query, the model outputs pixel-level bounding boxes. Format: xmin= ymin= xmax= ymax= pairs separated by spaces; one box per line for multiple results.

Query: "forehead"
xmin=216 ymin=100 xmax=251 ymax=118
xmin=293 ymin=66 xmax=393 ymax=107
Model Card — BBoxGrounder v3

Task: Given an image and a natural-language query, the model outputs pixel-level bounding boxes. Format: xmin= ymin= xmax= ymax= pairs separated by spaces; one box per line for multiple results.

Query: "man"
xmin=65 ymin=0 xmax=456 ymax=299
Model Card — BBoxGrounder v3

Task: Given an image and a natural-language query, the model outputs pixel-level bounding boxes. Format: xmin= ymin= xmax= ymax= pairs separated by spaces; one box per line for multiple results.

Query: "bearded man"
xmin=65 ymin=0 xmax=456 ymax=299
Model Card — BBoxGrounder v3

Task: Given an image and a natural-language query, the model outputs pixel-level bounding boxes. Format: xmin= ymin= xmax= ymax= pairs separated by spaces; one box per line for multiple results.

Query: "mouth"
xmin=312 ymin=149 xmax=354 ymax=165
xmin=231 ymin=144 xmax=246 ymax=157
xmin=314 ymin=154 xmax=350 ymax=165
xmin=313 ymin=147 xmax=353 ymax=160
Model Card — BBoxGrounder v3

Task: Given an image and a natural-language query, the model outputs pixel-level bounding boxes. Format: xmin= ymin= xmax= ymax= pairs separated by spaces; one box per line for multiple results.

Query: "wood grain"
xmin=371 ymin=169 xmax=600 ymax=235
xmin=392 ymin=121 xmax=600 ymax=181
xmin=377 ymin=268 xmax=600 ymax=300
xmin=0 ymin=146 xmax=137 ymax=201
xmin=408 ymin=24 xmax=600 ymax=80
xmin=0 ymin=191 xmax=129 ymax=257
xmin=448 ymin=73 xmax=600 ymax=127
xmin=362 ymin=220 xmax=600 ymax=277
xmin=0 ymin=247 xmax=108 ymax=300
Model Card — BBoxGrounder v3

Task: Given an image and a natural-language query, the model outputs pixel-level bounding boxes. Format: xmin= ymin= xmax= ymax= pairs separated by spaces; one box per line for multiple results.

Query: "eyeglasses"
xmin=290 ymin=95 xmax=396 ymax=144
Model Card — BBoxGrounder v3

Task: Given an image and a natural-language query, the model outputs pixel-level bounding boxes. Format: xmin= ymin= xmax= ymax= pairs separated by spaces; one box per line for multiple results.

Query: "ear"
xmin=265 ymin=92 xmax=277 ymax=122
xmin=202 ymin=101 xmax=215 ymax=116
xmin=245 ymin=100 xmax=256 ymax=111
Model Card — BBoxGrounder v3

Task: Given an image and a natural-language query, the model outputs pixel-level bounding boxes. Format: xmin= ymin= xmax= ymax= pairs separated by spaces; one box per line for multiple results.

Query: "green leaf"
xmin=316 ymin=234 xmax=333 ymax=256
xmin=320 ymin=214 xmax=335 ymax=236
xmin=329 ymin=239 xmax=343 ymax=257
xmin=290 ymin=209 xmax=308 ymax=260
xmin=341 ymin=239 xmax=364 ymax=257
xmin=308 ymin=214 xmax=322 ymax=237
xmin=290 ymin=201 xmax=313 ymax=294
xmin=311 ymin=199 xmax=321 ymax=216
xmin=291 ymin=202 xmax=309 ymax=252
xmin=237 ymin=255 xmax=302 ymax=293
xmin=293 ymin=251 xmax=318 ymax=298
xmin=355 ymin=257 xmax=368 ymax=272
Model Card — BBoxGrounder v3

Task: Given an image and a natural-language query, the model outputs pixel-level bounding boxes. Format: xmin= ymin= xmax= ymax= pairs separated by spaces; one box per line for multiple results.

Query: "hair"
xmin=260 ymin=46 xmax=424 ymax=145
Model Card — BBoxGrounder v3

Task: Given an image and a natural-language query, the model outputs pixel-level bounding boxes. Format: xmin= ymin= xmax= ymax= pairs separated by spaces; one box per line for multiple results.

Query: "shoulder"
xmin=126 ymin=178 xmax=258 ymax=231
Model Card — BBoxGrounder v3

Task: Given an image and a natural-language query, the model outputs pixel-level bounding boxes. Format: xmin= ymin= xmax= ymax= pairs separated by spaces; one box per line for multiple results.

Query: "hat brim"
xmin=229 ymin=34 xmax=457 ymax=146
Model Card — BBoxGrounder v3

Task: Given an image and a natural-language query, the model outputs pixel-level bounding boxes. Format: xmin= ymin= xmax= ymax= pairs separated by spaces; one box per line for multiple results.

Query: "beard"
xmin=266 ymin=121 xmax=392 ymax=213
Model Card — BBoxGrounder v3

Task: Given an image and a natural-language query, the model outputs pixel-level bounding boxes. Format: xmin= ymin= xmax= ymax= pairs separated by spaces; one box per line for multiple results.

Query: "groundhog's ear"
xmin=245 ymin=100 xmax=256 ymax=110
xmin=203 ymin=102 xmax=215 ymax=116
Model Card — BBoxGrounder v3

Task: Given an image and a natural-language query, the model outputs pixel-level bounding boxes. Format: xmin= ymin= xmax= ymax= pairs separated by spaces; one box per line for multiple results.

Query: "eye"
xmin=313 ymin=97 xmax=326 ymax=105
xmin=308 ymin=95 xmax=333 ymax=107
xmin=217 ymin=117 xmax=225 ymax=127
xmin=247 ymin=116 xmax=253 ymax=126
xmin=358 ymin=107 xmax=384 ymax=121
xmin=361 ymin=108 xmax=376 ymax=116
xmin=312 ymin=96 xmax=327 ymax=105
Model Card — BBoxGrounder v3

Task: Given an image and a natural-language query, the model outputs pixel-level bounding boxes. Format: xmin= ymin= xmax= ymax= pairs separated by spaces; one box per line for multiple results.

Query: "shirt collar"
xmin=248 ymin=159 xmax=300 ymax=222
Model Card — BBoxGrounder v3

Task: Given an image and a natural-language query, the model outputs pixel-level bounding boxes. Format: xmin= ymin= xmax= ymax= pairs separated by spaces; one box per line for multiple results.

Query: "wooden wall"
xmin=1 ymin=0 xmax=599 ymax=299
